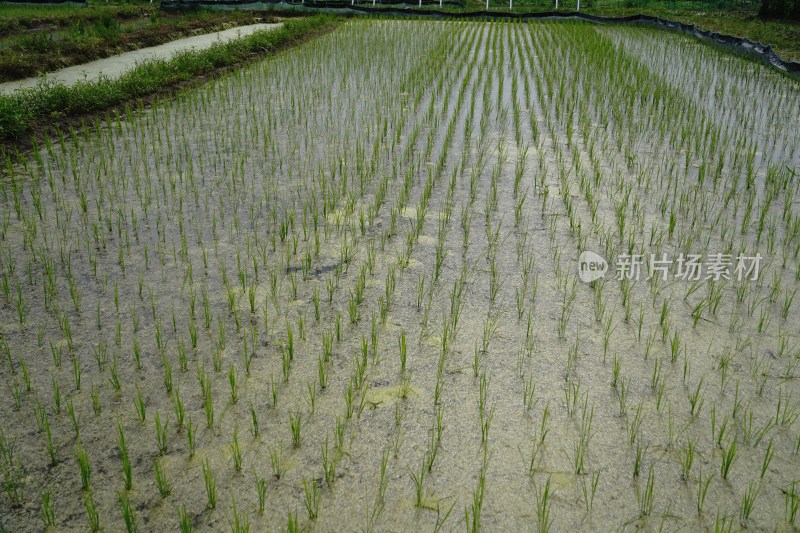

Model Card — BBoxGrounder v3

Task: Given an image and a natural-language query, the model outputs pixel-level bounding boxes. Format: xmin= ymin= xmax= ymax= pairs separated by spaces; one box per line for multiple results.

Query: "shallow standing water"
xmin=0 ymin=19 xmax=799 ymax=532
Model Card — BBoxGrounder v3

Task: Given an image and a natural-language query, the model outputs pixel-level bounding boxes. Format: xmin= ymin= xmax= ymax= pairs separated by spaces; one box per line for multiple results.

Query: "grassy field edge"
xmin=0 ymin=14 xmax=341 ymax=148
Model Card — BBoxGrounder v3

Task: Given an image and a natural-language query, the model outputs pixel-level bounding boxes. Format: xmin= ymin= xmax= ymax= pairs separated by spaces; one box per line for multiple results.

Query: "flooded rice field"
xmin=1 ymin=18 xmax=799 ymax=532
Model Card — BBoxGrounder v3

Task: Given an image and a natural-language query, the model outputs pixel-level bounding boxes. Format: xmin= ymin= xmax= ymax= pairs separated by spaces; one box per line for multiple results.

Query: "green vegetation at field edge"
xmin=0 ymin=2 xmax=149 ymax=35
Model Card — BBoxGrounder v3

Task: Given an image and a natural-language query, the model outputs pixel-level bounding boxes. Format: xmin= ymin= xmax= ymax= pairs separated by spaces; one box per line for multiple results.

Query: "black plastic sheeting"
xmin=162 ymin=0 xmax=800 ymax=78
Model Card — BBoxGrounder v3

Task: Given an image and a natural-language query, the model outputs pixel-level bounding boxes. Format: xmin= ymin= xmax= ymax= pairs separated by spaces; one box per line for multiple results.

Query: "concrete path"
xmin=0 ymin=23 xmax=282 ymax=94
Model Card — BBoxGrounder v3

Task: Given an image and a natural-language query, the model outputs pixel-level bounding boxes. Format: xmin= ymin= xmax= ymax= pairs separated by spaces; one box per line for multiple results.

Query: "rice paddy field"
xmin=1 ymin=17 xmax=800 ymax=532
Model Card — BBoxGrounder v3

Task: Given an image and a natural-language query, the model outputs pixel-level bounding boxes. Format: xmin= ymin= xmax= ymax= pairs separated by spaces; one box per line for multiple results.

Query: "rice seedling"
xmin=688 ymin=378 xmax=705 ymax=417
xmin=287 ymin=511 xmax=299 ymax=533
xmin=18 ymin=357 xmax=30 ymax=392
xmin=582 ymin=471 xmax=600 ymax=514
xmin=154 ymin=457 xmax=171 ymax=497
xmin=6 ymin=378 xmax=21 ymax=411
xmin=75 ymin=442 xmax=91 ymax=492
xmin=637 ymin=464 xmax=656 ymax=517
xmin=740 ymin=480 xmax=760 ymax=527
xmin=132 ymin=386 xmax=146 ymax=422
xmin=40 ymin=489 xmax=56 ymax=528
xmin=573 ymin=398 xmax=594 ymax=475
xmin=682 ymin=439 xmax=695 ymax=481
xmin=270 ymin=444 xmax=285 ymax=480
xmin=203 ymin=383 xmax=214 ymax=430
xmin=627 ymin=402 xmax=644 ymax=446
xmin=202 ymin=458 xmax=216 ymax=509
xmin=246 ymin=472 xmax=266 ymax=518
xmin=227 ymin=363 xmax=239 ymax=405
xmin=178 ymin=504 xmax=192 ymax=533
xmin=535 ymin=475 xmax=553 ymax=533
xmin=522 ymin=378 xmax=537 ymax=412
xmin=306 ymin=381 xmax=318 ymax=415
xmin=230 ymin=423 xmax=243 ymax=472
xmin=721 ymin=436 xmax=738 ymax=479
xmin=39 ymin=409 xmax=57 ymax=466
xmin=50 ymin=343 xmax=62 ymax=369
xmin=118 ymin=491 xmax=137 ymax=533
xmin=186 ymin=417 xmax=196 ymax=459
xmin=230 ymin=495 xmax=249 ymax=533
xmin=84 ymin=490 xmax=100 ymax=532
xmin=155 ymin=410 xmax=169 ymax=455
xmin=73 ymin=354 xmax=82 ymax=391
xmin=116 ymin=422 xmax=133 ymax=490
xmin=786 ymin=482 xmax=799 ymax=525
xmin=633 ymin=440 xmax=646 ymax=478
xmin=90 ymin=383 xmax=102 ymax=417
xmin=109 ymin=356 xmax=121 ymax=392
xmin=303 ymin=476 xmax=320 ymax=520
xmin=761 ymin=438 xmax=775 ymax=479
xmin=465 ymin=470 xmax=486 ymax=533
xmin=397 ymin=329 xmax=408 ymax=374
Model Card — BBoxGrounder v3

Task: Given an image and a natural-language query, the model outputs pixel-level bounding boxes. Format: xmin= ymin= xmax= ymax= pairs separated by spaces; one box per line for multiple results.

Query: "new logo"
xmin=578 ymin=251 xmax=607 ymax=283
